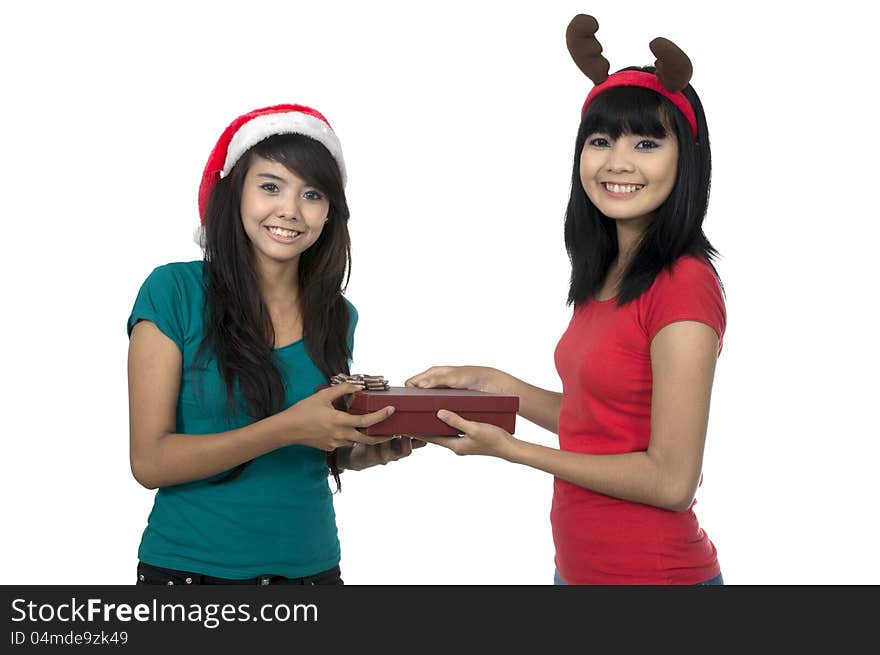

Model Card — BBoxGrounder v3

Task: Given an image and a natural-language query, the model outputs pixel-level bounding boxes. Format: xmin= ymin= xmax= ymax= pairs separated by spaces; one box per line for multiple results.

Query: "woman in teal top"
xmin=127 ymin=104 xmax=420 ymax=585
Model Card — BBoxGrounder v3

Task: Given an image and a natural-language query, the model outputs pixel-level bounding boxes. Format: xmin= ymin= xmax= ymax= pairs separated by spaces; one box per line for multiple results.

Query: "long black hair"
xmin=564 ymin=66 xmax=719 ymax=307
xmin=197 ymin=133 xmax=352 ymax=485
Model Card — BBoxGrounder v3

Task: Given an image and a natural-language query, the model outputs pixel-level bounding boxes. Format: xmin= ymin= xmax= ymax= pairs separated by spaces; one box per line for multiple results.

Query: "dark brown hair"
xmin=197 ymin=133 xmax=352 ymax=488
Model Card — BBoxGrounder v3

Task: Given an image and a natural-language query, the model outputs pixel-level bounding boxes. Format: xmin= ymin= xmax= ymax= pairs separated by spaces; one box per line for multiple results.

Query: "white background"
xmin=1 ymin=0 xmax=877 ymax=585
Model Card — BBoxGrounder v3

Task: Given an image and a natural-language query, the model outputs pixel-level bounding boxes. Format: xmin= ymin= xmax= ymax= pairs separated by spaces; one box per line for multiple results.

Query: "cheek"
xmin=579 ymin=152 xmax=600 ymax=197
xmin=239 ymin=190 xmax=264 ymax=220
xmin=578 ymin=150 xmax=591 ymax=181
xmin=648 ymin=154 xmax=678 ymax=202
xmin=660 ymin=148 xmax=679 ymax=186
xmin=659 ymin=162 xmax=678 ymax=196
xmin=303 ymin=202 xmax=331 ymax=231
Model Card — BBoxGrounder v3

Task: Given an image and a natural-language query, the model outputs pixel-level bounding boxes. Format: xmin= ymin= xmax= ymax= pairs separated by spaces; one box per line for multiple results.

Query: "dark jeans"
xmin=136 ymin=561 xmax=344 ymax=586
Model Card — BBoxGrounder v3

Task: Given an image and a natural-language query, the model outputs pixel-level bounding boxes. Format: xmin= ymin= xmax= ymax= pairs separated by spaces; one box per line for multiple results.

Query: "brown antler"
xmin=649 ymin=37 xmax=692 ymax=92
xmin=566 ymin=14 xmax=609 ymax=85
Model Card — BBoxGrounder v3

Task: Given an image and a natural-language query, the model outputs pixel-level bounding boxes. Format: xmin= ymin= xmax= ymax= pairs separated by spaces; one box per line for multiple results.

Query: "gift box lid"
xmin=346 ymin=386 xmax=519 ymax=413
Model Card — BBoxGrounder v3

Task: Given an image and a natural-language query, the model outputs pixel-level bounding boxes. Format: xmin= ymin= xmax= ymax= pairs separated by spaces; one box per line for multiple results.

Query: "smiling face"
xmin=579 ymin=131 xmax=679 ymax=226
xmin=239 ymin=154 xmax=330 ymax=266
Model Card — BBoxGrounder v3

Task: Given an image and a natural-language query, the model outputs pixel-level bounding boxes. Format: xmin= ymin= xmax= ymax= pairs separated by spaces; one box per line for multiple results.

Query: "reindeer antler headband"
xmin=566 ymin=14 xmax=697 ymax=138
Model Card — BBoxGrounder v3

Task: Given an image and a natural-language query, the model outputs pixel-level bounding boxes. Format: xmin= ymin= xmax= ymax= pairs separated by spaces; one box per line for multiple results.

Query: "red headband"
xmin=581 ymin=70 xmax=698 ymax=138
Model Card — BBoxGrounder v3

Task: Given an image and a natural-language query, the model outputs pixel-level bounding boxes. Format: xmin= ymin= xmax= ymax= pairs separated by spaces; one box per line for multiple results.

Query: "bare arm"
xmin=422 ymin=321 xmax=719 ymax=511
xmin=405 ymin=366 xmax=562 ymax=434
xmin=128 ymin=320 xmax=395 ymax=489
xmin=487 ymin=371 xmax=562 ymax=435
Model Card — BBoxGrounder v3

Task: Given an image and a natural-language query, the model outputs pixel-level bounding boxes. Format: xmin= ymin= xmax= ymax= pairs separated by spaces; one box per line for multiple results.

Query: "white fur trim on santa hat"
xmin=221 ymin=111 xmax=347 ymax=183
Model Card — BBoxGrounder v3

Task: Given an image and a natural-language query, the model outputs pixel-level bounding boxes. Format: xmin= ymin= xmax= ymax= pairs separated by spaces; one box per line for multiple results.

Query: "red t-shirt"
xmin=552 ymin=255 xmax=726 ymax=584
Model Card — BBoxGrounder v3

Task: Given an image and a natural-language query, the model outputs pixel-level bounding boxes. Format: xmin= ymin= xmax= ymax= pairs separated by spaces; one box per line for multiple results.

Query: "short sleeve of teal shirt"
xmin=127 ymin=261 xmax=357 ymax=579
xmin=128 ymin=264 xmax=192 ymax=351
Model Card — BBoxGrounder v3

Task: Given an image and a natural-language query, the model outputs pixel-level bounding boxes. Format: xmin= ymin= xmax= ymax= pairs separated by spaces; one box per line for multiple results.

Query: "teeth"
xmin=268 ymin=226 xmax=299 ymax=238
xmin=605 ymin=183 xmax=644 ymax=194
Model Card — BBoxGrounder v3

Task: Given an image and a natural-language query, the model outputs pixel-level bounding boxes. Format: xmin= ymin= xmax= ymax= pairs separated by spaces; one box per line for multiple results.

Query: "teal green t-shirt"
xmin=127 ymin=261 xmax=357 ymax=579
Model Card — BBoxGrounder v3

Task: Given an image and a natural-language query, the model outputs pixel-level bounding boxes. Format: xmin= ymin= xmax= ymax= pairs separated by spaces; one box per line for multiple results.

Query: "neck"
xmin=251 ymin=253 xmax=300 ymax=307
xmin=614 ymin=215 xmax=651 ymax=267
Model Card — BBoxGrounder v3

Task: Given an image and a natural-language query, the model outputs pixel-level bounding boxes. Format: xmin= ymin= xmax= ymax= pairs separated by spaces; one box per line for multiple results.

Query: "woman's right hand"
xmin=404 ymin=366 xmax=501 ymax=393
xmin=280 ymin=383 xmax=397 ymax=451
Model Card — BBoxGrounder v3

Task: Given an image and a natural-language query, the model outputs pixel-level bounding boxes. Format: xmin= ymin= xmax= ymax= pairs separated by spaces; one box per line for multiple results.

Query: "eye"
xmin=588 ymin=136 xmax=611 ymax=148
xmin=260 ymin=183 xmax=279 ymax=193
xmin=635 ymin=139 xmax=661 ymax=150
xmin=303 ymin=189 xmax=325 ymax=201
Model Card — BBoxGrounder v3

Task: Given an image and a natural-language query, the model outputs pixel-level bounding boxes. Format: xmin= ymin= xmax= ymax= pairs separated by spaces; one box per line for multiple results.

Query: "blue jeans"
xmin=554 ymin=569 xmax=723 ymax=585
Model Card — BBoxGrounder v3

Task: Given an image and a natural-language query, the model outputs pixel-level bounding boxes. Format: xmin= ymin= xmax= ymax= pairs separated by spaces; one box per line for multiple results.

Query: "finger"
xmin=371 ymin=441 xmax=391 ymax=465
xmin=348 ymin=431 xmax=398 ymax=447
xmin=412 ymin=435 xmax=460 ymax=450
xmin=436 ymin=409 xmax=477 ymax=435
xmin=319 ymin=382 xmax=363 ymax=402
xmin=382 ymin=439 xmax=404 ymax=464
xmin=396 ymin=437 xmax=413 ymax=458
xmin=414 ymin=378 xmax=452 ymax=389
xmin=351 ymin=405 xmax=395 ymax=428
xmin=405 ymin=367 xmax=449 ymax=388
xmin=383 ymin=439 xmax=402 ymax=463
xmin=393 ymin=435 xmax=427 ymax=452
xmin=404 ymin=369 xmax=433 ymax=387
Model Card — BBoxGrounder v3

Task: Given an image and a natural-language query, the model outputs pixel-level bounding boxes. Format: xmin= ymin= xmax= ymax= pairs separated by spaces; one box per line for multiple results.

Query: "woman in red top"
xmin=406 ymin=16 xmax=726 ymax=585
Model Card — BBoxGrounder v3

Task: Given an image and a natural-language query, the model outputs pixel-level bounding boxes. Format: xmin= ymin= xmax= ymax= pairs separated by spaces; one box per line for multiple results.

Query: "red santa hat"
xmin=195 ymin=103 xmax=346 ymax=246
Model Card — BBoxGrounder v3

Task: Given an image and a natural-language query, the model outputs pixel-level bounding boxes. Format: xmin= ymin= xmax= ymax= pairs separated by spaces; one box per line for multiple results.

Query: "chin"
xmin=252 ymin=244 xmax=302 ymax=263
xmin=606 ymin=211 xmax=646 ymax=221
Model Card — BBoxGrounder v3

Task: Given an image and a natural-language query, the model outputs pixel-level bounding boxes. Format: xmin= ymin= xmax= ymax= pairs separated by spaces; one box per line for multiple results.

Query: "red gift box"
xmin=342 ymin=387 xmax=519 ymax=436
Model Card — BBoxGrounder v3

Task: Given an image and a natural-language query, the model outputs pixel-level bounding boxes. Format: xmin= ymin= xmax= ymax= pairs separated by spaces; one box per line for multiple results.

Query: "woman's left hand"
xmin=345 ymin=436 xmax=427 ymax=471
xmin=418 ymin=410 xmax=518 ymax=459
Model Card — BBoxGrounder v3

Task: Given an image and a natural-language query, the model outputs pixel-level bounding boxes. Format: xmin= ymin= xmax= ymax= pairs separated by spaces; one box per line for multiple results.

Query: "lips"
xmin=265 ymin=225 xmax=302 ymax=242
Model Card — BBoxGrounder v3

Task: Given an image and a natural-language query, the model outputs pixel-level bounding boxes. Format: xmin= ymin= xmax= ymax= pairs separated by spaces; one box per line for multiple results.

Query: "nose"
xmin=275 ymin=191 xmax=300 ymax=221
xmin=605 ymin=142 xmax=635 ymax=173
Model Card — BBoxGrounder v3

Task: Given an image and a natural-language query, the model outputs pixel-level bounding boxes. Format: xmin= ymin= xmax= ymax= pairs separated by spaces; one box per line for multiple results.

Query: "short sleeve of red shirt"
xmin=640 ymin=256 xmax=726 ymax=352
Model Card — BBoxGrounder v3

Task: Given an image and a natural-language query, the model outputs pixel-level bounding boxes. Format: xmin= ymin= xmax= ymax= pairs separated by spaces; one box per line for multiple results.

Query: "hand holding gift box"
xmin=326 ymin=373 xmax=519 ymax=438
xmin=403 ymin=366 xmax=528 ymax=459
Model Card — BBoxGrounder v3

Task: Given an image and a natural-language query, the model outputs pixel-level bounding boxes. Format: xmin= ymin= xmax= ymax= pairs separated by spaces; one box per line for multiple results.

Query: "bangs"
xmin=250 ymin=133 xmax=343 ymax=196
xmin=581 ymin=86 xmax=673 ymax=139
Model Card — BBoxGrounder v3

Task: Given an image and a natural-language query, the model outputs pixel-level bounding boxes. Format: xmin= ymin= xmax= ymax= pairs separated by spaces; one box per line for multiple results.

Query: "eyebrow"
xmin=255 ymin=173 xmax=286 ymax=182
